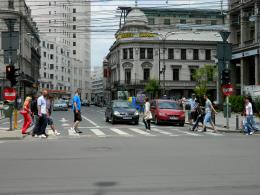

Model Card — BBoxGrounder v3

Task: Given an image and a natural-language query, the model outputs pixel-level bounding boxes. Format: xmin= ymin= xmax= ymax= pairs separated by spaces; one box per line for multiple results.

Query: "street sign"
xmin=217 ymin=43 xmax=232 ymax=61
xmin=3 ymin=87 xmax=17 ymax=102
xmin=222 ymin=84 xmax=234 ymax=96
xmin=220 ymin=31 xmax=231 ymax=42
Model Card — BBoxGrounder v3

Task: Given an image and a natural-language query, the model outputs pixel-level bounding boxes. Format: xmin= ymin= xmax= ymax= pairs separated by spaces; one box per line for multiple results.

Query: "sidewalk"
xmin=0 ymin=116 xmax=23 ymax=140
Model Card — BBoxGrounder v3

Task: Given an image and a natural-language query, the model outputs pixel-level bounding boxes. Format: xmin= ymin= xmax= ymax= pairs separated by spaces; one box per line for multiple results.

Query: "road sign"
xmin=3 ymin=87 xmax=17 ymax=102
xmin=217 ymin=43 xmax=232 ymax=61
xmin=222 ymin=84 xmax=234 ymax=96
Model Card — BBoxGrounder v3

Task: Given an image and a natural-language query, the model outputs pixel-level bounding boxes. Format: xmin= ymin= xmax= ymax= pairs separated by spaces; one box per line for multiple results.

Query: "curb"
xmin=0 ymin=136 xmax=23 ymax=141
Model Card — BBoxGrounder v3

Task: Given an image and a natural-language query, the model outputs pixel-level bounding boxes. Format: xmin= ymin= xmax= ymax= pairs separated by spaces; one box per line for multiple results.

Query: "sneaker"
xmin=40 ymin=134 xmax=47 ymax=138
xmin=33 ymin=134 xmax=39 ymax=138
xmin=75 ymin=128 xmax=82 ymax=134
xmin=250 ymin=131 xmax=254 ymax=135
xmin=245 ymin=133 xmax=250 ymax=135
xmin=54 ymin=131 xmax=61 ymax=136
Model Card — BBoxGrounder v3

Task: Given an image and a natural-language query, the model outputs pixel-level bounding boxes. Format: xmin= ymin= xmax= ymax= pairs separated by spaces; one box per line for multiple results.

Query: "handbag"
xmin=144 ymin=111 xmax=152 ymax=120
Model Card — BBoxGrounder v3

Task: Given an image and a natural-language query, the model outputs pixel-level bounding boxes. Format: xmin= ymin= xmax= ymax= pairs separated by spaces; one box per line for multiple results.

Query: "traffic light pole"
xmin=226 ymin=61 xmax=230 ymax=129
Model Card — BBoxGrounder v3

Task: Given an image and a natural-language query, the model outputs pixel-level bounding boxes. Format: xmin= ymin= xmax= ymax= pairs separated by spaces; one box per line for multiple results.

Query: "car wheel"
xmin=155 ymin=116 xmax=160 ymax=125
xmin=111 ymin=116 xmax=115 ymax=124
xmin=134 ymin=120 xmax=139 ymax=125
xmin=179 ymin=122 xmax=185 ymax=127
xmin=106 ymin=117 xmax=109 ymax=122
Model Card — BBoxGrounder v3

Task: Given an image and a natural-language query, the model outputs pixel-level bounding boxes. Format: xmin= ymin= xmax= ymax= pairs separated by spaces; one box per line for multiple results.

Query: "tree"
xmin=192 ymin=65 xmax=217 ymax=98
xmin=145 ymin=79 xmax=159 ymax=99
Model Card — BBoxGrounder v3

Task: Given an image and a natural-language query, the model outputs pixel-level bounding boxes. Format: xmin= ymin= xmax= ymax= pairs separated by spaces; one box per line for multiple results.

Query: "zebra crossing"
xmin=66 ymin=126 xmax=224 ymax=138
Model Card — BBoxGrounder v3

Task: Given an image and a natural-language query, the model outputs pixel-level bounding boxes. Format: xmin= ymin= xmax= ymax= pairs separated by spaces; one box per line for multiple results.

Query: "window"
xmin=62 ymin=76 xmax=64 ymax=81
xmin=180 ymin=19 xmax=186 ymax=24
xmin=73 ymin=25 xmax=76 ymax=30
xmin=173 ymin=69 xmax=179 ymax=81
xmin=73 ymin=33 xmax=76 ymax=38
xmin=140 ymin=48 xmax=146 ymax=59
xmin=148 ymin=18 xmax=155 ymax=25
xmin=42 ymin=41 xmax=46 ymax=48
xmin=181 ymin=49 xmax=186 ymax=60
xmin=129 ymin=48 xmax=133 ymax=59
xmin=73 ymin=17 xmax=76 ymax=22
xmin=125 ymin=69 xmax=131 ymax=84
xmin=73 ymin=42 xmax=76 ymax=46
xmin=50 ymin=64 xmax=54 ymax=70
xmin=8 ymin=0 xmax=14 ymax=9
xmin=44 ymin=72 xmax=46 ymax=78
xmin=143 ymin=68 xmax=150 ymax=81
xmin=50 ymin=44 xmax=54 ymax=49
xmin=49 ymin=11 xmax=51 ymax=15
xmin=190 ymin=68 xmax=197 ymax=81
xmin=193 ymin=49 xmax=199 ymax=60
xmin=50 ymin=74 xmax=54 ymax=79
xmin=49 ymin=2 xmax=51 ymax=6
xmin=195 ymin=20 xmax=202 ymax=25
xmin=205 ymin=49 xmax=211 ymax=60
xmin=50 ymin=54 xmax=54 ymax=60
xmin=147 ymin=48 xmax=153 ymax=59
xmin=211 ymin=20 xmax=217 ymax=25
xmin=164 ymin=19 xmax=171 ymax=25
xmin=123 ymin=48 xmax=128 ymax=59
xmin=168 ymin=48 xmax=174 ymax=59
xmin=73 ymin=50 xmax=76 ymax=55
xmin=73 ymin=8 xmax=76 ymax=13
xmin=43 ymin=52 xmax=46 ymax=57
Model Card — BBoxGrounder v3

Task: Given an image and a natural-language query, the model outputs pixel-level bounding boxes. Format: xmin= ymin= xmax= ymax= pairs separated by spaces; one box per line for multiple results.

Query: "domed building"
xmin=104 ymin=7 xmax=224 ymax=101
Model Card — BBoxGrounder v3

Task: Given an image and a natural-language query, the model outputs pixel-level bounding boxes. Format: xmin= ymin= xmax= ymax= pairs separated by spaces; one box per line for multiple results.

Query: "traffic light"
xmin=6 ymin=65 xmax=19 ymax=87
xmin=222 ymin=68 xmax=231 ymax=85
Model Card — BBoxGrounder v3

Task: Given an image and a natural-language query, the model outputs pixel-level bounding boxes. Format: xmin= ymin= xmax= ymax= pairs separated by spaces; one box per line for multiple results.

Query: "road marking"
xmin=68 ymin=128 xmax=80 ymax=136
xmin=152 ymin=128 xmax=179 ymax=136
xmin=173 ymin=129 xmax=202 ymax=137
xmin=204 ymin=132 xmax=224 ymax=136
xmin=128 ymin=128 xmax=155 ymax=136
xmin=81 ymin=115 xmax=99 ymax=127
xmin=0 ymin=141 xmax=5 ymax=144
xmin=0 ymin=127 xmax=10 ymax=130
xmin=62 ymin=123 xmax=70 ymax=127
xmin=60 ymin=118 xmax=68 ymax=122
xmin=109 ymin=128 xmax=132 ymax=136
xmin=89 ymin=129 xmax=106 ymax=137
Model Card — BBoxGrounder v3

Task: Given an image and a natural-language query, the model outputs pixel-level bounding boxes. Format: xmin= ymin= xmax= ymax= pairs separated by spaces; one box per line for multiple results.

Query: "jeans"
xmin=203 ymin=112 xmax=212 ymax=125
xmin=244 ymin=116 xmax=254 ymax=134
xmin=192 ymin=115 xmax=204 ymax=131
xmin=143 ymin=119 xmax=151 ymax=130
xmin=32 ymin=115 xmax=40 ymax=136
xmin=37 ymin=114 xmax=48 ymax=135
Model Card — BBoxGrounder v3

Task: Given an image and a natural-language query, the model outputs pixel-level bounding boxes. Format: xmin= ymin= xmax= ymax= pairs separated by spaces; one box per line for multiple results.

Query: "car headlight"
xmin=114 ymin=111 xmax=120 ymax=116
xmin=134 ymin=111 xmax=139 ymax=116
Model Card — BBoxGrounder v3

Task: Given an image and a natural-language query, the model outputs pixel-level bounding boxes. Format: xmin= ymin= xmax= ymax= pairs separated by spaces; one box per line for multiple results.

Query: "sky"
xmin=91 ymin=0 xmax=228 ymax=68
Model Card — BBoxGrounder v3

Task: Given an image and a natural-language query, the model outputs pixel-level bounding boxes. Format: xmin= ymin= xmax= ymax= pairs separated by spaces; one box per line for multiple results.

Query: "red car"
xmin=150 ymin=99 xmax=185 ymax=126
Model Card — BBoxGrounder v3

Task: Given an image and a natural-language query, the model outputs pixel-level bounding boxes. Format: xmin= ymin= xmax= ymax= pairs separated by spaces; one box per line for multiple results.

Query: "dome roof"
xmin=125 ymin=8 xmax=148 ymax=26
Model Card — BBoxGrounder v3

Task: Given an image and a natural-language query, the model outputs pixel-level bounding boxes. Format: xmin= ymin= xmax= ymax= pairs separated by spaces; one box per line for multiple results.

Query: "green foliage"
xmin=144 ymin=79 xmax=159 ymax=99
xmin=192 ymin=65 xmax=217 ymax=98
xmin=229 ymin=95 xmax=244 ymax=113
xmin=254 ymin=97 xmax=260 ymax=115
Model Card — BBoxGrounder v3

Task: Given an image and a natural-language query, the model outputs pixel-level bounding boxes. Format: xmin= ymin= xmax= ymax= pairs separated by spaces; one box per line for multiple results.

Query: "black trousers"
xmin=143 ymin=119 xmax=151 ymax=130
xmin=31 ymin=115 xmax=40 ymax=136
xmin=37 ymin=114 xmax=48 ymax=135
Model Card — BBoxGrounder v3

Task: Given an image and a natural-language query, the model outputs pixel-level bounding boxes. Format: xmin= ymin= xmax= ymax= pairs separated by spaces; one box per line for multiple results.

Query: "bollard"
xmin=236 ymin=115 xmax=239 ymax=130
xmin=13 ymin=109 xmax=18 ymax=129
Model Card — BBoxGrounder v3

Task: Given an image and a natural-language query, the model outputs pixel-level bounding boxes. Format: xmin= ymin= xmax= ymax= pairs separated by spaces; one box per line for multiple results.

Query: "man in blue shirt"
xmin=71 ymin=88 xmax=82 ymax=134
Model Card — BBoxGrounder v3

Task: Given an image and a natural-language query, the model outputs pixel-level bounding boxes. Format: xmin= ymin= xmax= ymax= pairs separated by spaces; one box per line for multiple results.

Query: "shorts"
xmin=74 ymin=111 xmax=82 ymax=122
xmin=203 ymin=112 xmax=212 ymax=125
xmin=47 ymin=117 xmax=54 ymax=126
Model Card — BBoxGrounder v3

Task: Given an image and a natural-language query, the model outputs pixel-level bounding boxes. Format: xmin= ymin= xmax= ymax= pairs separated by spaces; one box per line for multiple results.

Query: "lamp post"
xmin=158 ymin=32 xmax=175 ymax=96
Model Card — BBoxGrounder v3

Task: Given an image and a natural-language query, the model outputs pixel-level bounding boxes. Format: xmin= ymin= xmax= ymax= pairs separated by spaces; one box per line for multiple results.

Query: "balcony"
xmin=244 ymin=39 xmax=254 ymax=47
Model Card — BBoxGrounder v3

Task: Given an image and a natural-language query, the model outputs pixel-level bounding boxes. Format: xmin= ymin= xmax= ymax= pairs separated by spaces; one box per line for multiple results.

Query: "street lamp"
xmin=157 ymin=32 xmax=175 ymax=95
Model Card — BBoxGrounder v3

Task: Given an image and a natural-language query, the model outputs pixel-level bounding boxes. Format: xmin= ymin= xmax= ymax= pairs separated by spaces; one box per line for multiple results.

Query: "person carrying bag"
xmin=143 ymin=97 xmax=152 ymax=131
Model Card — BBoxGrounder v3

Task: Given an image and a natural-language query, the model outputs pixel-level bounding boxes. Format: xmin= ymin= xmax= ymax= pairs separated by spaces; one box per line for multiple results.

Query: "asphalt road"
xmin=0 ymin=106 xmax=260 ymax=195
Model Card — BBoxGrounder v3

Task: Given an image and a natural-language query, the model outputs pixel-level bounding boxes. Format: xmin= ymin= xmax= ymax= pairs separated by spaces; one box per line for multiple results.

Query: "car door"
xmin=150 ymin=100 xmax=156 ymax=120
xmin=106 ymin=102 xmax=112 ymax=119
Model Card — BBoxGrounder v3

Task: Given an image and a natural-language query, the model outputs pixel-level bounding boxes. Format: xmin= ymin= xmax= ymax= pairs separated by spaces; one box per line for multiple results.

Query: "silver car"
xmin=53 ymin=100 xmax=68 ymax=111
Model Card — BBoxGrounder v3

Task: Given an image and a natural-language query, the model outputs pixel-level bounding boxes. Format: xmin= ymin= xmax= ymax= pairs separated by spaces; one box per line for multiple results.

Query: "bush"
xmin=229 ymin=96 xmax=244 ymax=113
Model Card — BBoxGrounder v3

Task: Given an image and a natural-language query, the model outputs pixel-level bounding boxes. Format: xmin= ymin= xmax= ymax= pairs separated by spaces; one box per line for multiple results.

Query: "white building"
xmin=0 ymin=0 xmax=40 ymax=100
xmin=91 ymin=66 xmax=103 ymax=103
xmin=105 ymin=8 xmax=224 ymax=99
xmin=28 ymin=0 xmax=91 ymax=99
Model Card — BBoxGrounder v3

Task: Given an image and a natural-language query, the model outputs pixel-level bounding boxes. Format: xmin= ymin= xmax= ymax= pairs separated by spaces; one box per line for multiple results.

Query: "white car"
xmin=53 ymin=100 xmax=68 ymax=111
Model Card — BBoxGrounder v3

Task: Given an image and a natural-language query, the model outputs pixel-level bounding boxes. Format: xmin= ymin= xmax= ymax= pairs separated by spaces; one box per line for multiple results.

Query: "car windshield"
xmin=158 ymin=101 xmax=181 ymax=110
xmin=54 ymin=100 xmax=66 ymax=104
xmin=113 ymin=101 xmax=132 ymax=108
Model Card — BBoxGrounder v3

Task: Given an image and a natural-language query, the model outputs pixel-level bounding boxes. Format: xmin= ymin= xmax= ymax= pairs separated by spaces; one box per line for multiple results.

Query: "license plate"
xmin=170 ymin=117 xmax=178 ymax=120
xmin=123 ymin=117 xmax=132 ymax=120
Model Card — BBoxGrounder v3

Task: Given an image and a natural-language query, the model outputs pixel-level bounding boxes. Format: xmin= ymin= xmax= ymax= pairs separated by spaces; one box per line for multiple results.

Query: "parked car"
xmin=53 ymin=100 xmax=68 ymax=111
xmin=105 ymin=100 xmax=139 ymax=125
xmin=150 ymin=99 xmax=185 ymax=126
xmin=68 ymin=99 xmax=73 ymax=108
xmin=82 ymin=100 xmax=90 ymax=107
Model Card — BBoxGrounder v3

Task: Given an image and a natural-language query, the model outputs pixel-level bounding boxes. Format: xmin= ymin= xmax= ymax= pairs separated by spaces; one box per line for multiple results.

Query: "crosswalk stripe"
xmin=152 ymin=128 xmax=179 ymax=136
xmin=128 ymin=128 xmax=155 ymax=136
xmin=109 ymin=128 xmax=132 ymax=136
xmin=172 ymin=129 xmax=202 ymax=137
xmin=90 ymin=129 xmax=106 ymax=137
xmin=204 ymin=132 xmax=224 ymax=136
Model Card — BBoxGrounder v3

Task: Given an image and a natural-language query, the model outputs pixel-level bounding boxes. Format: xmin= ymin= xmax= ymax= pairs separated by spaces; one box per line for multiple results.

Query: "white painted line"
xmin=173 ymin=129 xmax=202 ymax=137
xmin=152 ymin=128 xmax=179 ymax=137
xmin=0 ymin=141 xmax=5 ymax=144
xmin=68 ymin=128 xmax=80 ymax=136
xmin=89 ymin=129 xmax=106 ymax=137
xmin=204 ymin=132 xmax=224 ymax=136
xmin=60 ymin=118 xmax=68 ymax=122
xmin=109 ymin=128 xmax=132 ymax=136
xmin=0 ymin=127 xmax=10 ymax=130
xmin=128 ymin=128 xmax=155 ymax=136
xmin=62 ymin=123 xmax=70 ymax=127
xmin=81 ymin=115 xmax=99 ymax=127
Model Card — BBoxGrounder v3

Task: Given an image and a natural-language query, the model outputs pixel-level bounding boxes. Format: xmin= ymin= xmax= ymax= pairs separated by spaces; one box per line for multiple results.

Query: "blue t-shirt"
xmin=73 ymin=95 xmax=81 ymax=111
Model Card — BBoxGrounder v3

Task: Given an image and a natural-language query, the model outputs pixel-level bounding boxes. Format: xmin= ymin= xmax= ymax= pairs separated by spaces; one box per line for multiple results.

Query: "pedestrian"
xmin=71 ymin=88 xmax=83 ymax=134
xmin=143 ymin=97 xmax=152 ymax=131
xmin=46 ymin=96 xmax=60 ymax=135
xmin=202 ymin=94 xmax=217 ymax=133
xmin=20 ymin=96 xmax=32 ymax=135
xmin=30 ymin=94 xmax=40 ymax=136
xmin=188 ymin=94 xmax=197 ymax=125
xmin=248 ymin=96 xmax=260 ymax=131
xmin=190 ymin=100 xmax=205 ymax=131
xmin=244 ymin=96 xmax=254 ymax=135
xmin=35 ymin=89 xmax=48 ymax=138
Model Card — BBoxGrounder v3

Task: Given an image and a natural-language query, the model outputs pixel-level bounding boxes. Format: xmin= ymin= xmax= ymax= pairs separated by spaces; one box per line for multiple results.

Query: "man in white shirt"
xmin=35 ymin=89 xmax=48 ymax=138
xmin=245 ymin=96 xmax=254 ymax=135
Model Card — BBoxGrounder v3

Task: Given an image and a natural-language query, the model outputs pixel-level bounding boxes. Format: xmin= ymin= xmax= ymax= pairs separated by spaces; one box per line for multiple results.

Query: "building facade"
xmin=91 ymin=66 xmax=104 ymax=104
xmin=229 ymin=0 xmax=260 ymax=95
xmin=0 ymin=0 xmax=40 ymax=100
xmin=105 ymin=8 xmax=224 ymax=100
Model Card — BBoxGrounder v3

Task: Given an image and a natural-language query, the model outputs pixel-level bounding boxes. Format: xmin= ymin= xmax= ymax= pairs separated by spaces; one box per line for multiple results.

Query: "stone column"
xmin=255 ymin=55 xmax=260 ymax=85
xmin=240 ymin=58 xmax=244 ymax=95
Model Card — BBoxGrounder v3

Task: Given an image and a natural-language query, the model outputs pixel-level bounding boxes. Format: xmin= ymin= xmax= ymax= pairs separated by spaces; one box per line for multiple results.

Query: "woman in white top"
xmin=143 ymin=97 xmax=152 ymax=131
